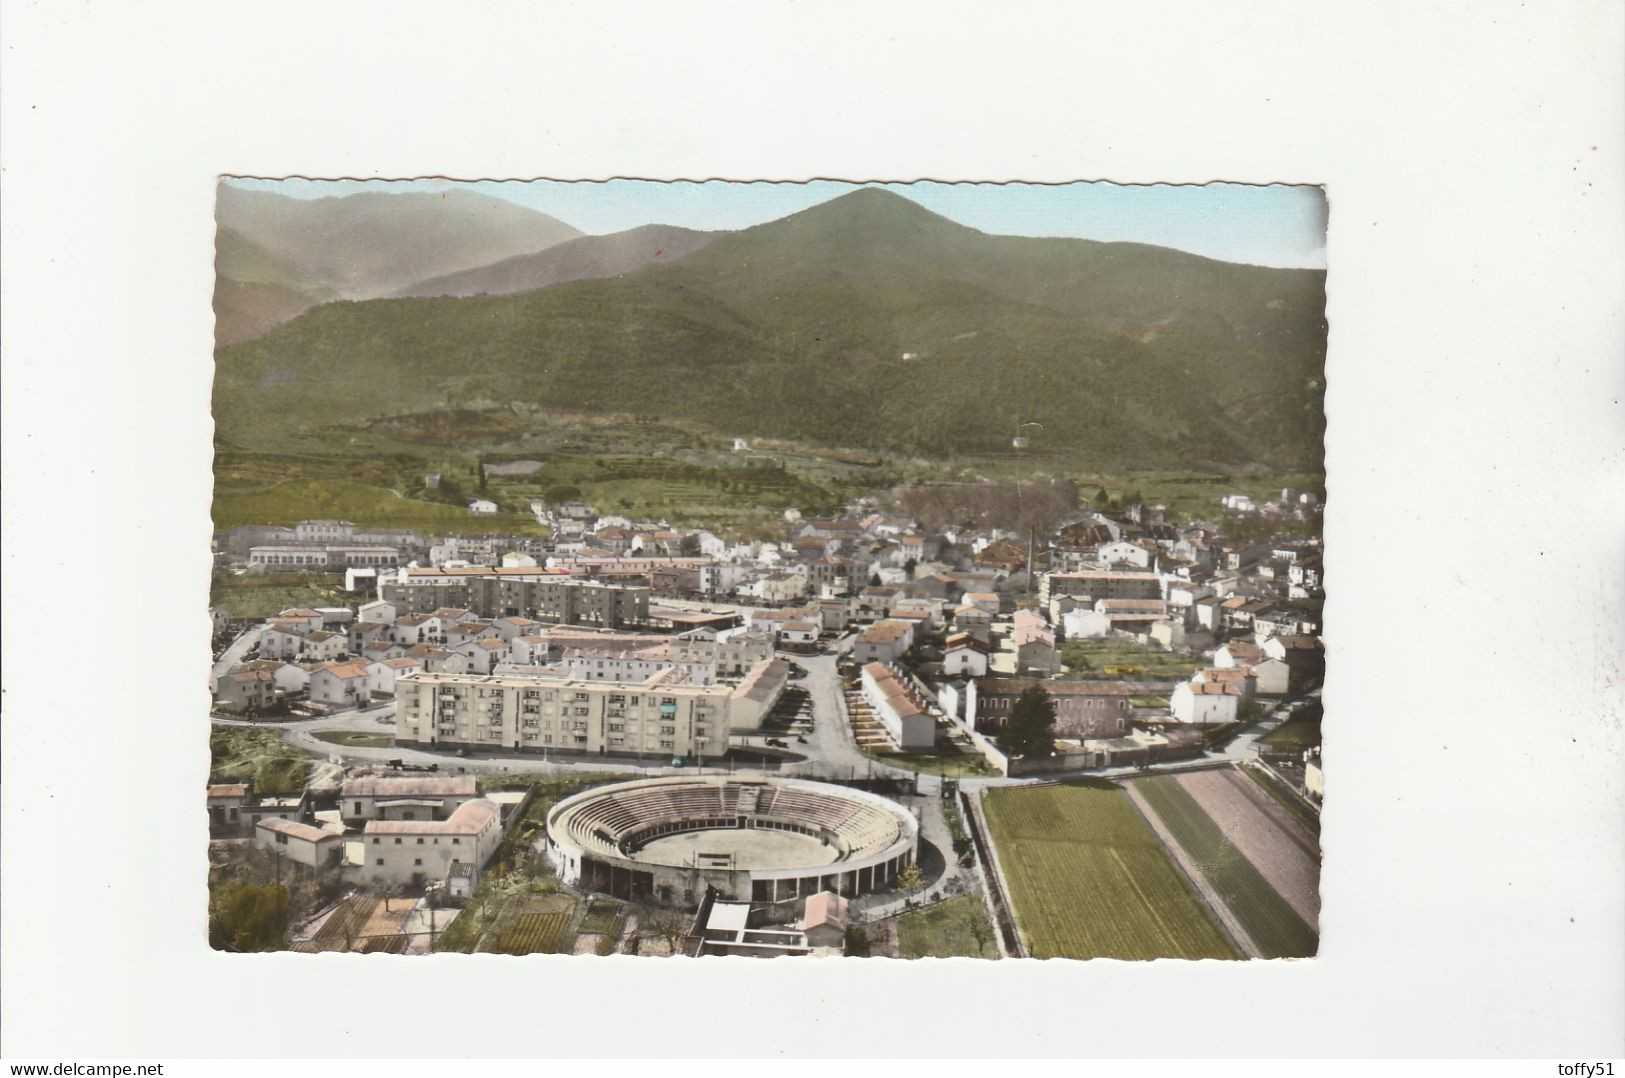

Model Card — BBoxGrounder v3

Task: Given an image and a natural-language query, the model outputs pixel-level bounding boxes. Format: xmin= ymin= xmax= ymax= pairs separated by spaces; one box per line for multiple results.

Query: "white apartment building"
xmin=393 ymin=659 xmax=788 ymax=760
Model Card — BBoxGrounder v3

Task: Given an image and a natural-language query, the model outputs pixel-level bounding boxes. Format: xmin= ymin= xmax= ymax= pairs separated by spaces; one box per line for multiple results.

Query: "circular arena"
xmin=544 ymin=775 xmax=919 ymax=908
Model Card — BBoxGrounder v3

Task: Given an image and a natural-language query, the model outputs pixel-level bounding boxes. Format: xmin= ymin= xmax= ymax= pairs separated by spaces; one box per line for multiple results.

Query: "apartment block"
xmin=393 ymin=659 xmax=788 ymax=761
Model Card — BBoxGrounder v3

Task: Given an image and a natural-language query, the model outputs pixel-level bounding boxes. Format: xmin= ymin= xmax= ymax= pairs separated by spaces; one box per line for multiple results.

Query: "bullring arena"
xmin=544 ymin=775 xmax=919 ymax=908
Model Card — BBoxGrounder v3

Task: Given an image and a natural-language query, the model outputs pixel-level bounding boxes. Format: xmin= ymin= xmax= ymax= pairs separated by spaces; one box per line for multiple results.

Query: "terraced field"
xmin=981 ymin=783 xmax=1238 ymax=960
xmin=1133 ymin=774 xmax=1317 ymax=958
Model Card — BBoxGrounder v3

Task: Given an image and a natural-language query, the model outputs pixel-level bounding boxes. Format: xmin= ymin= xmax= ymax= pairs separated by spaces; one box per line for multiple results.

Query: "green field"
xmin=312 ymin=731 xmax=393 ymax=749
xmin=1260 ymin=710 xmax=1323 ymax=753
xmin=981 ymin=782 xmax=1237 ymax=960
xmin=209 ymin=727 xmax=314 ymax=796
xmin=896 ymin=894 xmax=998 ymax=958
xmin=210 ymin=571 xmax=348 ymax=620
xmin=1060 ymin=639 xmax=1203 ymax=681
xmin=862 ymin=748 xmax=999 ymax=777
xmin=213 ymin=478 xmax=548 ymax=536
xmin=1132 ymin=776 xmax=1317 ymax=958
xmin=576 ymin=898 xmax=622 ymax=936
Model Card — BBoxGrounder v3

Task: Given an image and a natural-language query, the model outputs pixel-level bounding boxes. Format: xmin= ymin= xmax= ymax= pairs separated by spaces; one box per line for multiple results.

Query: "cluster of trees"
xmin=994 ymin=686 xmax=1058 ymax=759
xmin=208 ymin=882 xmax=290 ymax=952
xmin=893 ymin=480 xmax=1078 ymax=536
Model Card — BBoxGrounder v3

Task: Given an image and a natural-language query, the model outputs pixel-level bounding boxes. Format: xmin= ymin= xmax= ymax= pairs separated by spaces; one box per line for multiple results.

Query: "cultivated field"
xmin=1131 ymin=773 xmax=1317 ymax=958
xmin=295 ymin=894 xmax=412 ymax=953
xmin=495 ymin=908 xmax=573 ymax=955
xmin=981 ymin=782 xmax=1238 ymax=960
xmin=1174 ymin=769 xmax=1320 ymax=928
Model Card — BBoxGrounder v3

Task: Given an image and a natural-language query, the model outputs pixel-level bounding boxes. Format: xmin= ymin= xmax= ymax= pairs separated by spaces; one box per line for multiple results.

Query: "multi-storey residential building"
xmin=970 ymin=678 xmax=1138 ymax=739
xmin=1038 ymin=569 xmax=1164 ymax=607
xmin=379 ymin=567 xmax=649 ymax=627
xmin=393 ymin=659 xmax=788 ymax=760
xmin=249 ymin=545 xmax=405 ymax=571
xmin=565 ymin=644 xmax=716 ymax=686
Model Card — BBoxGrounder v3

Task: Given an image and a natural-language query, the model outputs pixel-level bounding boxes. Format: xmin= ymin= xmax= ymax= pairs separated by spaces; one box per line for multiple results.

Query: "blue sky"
xmin=226 ymin=177 xmax=1327 ymax=269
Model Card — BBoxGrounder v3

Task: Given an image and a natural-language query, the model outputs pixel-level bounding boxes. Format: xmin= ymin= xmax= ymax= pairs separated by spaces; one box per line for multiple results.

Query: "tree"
xmin=896 ymin=863 xmax=924 ymax=892
xmin=544 ymin=483 xmax=581 ymax=504
xmin=208 ymin=882 xmax=290 ymax=952
xmin=962 ymin=902 xmax=994 ymax=957
xmin=995 ymin=686 xmax=1057 ymax=758
xmin=639 ymin=904 xmax=690 ymax=955
xmin=903 ymin=557 xmax=918 ymax=579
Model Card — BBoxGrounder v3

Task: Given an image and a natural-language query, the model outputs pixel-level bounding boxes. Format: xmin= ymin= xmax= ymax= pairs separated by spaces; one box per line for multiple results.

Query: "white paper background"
xmin=3 ymin=0 xmax=1622 ymax=1059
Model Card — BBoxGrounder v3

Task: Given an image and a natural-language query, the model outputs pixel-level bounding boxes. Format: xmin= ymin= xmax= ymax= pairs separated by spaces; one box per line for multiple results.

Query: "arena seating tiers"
xmin=555 ymin=780 xmax=903 ymax=860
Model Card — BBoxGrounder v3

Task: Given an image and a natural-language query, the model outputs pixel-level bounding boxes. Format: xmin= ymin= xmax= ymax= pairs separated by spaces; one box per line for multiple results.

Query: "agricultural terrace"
xmin=293 ymin=894 xmax=412 ymax=954
xmin=980 ymin=782 xmax=1237 ymax=960
xmin=1131 ymin=773 xmax=1318 ymax=959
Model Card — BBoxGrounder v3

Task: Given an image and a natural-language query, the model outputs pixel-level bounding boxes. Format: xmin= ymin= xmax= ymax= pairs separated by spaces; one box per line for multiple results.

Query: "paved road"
xmin=212 ymin=641 xmax=1320 ymax=794
xmin=777 ymin=637 xmax=876 ymax=779
xmin=210 ymin=624 xmax=263 ymax=685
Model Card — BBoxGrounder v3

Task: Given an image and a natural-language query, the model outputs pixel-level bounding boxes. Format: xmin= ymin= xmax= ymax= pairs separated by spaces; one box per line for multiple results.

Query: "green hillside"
xmin=214 ymin=189 xmax=1326 ymax=470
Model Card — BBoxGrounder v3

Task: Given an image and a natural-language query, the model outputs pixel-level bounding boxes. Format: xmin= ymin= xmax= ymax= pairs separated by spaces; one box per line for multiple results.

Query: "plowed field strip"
xmin=1177 ymin=769 xmax=1321 ymax=926
xmin=1217 ymin=767 xmax=1318 ymax=854
xmin=1135 ymin=776 xmax=1316 ymax=958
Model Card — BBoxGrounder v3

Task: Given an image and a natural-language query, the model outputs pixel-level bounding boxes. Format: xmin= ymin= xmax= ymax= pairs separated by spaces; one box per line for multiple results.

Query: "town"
xmin=209 ymin=482 xmax=1325 ymax=959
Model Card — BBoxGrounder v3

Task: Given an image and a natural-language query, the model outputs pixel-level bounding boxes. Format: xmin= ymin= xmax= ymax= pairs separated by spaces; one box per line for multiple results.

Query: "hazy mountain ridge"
xmin=215 ymin=184 xmax=583 ymax=300
xmin=394 ymin=224 xmax=722 ymax=299
xmin=214 ymin=188 xmax=1326 ymax=469
xmin=213 ymin=227 xmax=337 ymax=346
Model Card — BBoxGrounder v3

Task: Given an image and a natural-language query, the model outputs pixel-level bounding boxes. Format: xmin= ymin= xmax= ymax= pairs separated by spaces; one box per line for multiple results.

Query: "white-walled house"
xmin=258 ymin=625 xmax=307 ymax=661
xmin=272 ymin=661 xmax=316 ymax=694
xmin=942 ymin=634 xmax=990 ymax=677
xmin=1169 ymin=680 xmax=1240 ymax=725
xmin=308 ymin=661 xmax=371 ymax=709
xmin=358 ymin=599 xmax=397 ymax=626
xmin=1060 ymin=608 xmax=1110 ymax=639
xmin=1097 ymin=540 xmax=1153 ymax=568
xmin=299 ymin=631 xmax=348 ymax=662
xmin=357 ymin=798 xmax=502 ymax=888
xmin=455 ymin=637 xmax=511 ymax=675
xmin=1193 ymin=665 xmax=1256 ymax=699
xmin=859 ymin=663 xmax=936 ymax=751
xmin=256 ymin=818 xmax=342 ymax=869
xmin=366 ymin=656 xmax=422 ymax=696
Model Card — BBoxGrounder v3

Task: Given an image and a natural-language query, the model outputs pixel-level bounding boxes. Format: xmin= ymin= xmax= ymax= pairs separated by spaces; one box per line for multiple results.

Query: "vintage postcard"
xmin=207 ymin=178 xmax=1327 ymax=959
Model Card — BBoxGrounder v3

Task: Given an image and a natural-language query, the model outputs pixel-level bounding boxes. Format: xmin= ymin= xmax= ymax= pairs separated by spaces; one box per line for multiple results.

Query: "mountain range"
xmin=394 ymin=224 xmax=722 ymax=299
xmin=213 ymin=184 xmax=584 ymax=342
xmin=213 ymin=188 xmax=1327 ymax=470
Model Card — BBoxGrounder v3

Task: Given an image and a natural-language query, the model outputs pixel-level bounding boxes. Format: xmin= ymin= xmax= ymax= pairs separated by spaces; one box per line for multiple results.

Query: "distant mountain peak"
xmin=778 ymin=187 xmax=975 ymax=233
